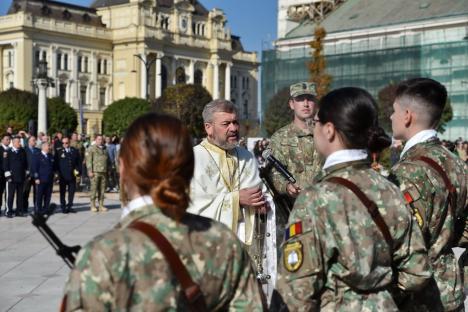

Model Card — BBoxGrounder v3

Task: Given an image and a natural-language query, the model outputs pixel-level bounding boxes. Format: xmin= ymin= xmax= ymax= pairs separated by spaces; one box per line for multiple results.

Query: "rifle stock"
xmin=30 ymin=205 xmax=81 ymax=269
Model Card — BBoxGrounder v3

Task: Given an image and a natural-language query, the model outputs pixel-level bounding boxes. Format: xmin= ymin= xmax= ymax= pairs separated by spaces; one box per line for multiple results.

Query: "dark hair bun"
xmin=150 ymin=176 xmax=190 ymax=220
xmin=367 ymin=126 xmax=391 ymax=153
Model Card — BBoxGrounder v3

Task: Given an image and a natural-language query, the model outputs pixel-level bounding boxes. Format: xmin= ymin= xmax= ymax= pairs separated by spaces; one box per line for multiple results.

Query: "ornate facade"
xmin=0 ymin=0 xmax=259 ymax=134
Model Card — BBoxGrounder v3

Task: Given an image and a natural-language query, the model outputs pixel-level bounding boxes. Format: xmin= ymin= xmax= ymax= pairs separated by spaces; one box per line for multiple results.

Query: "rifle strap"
xmin=129 ymin=221 xmax=208 ymax=312
xmin=416 ymin=156 xmax=459 ymax=244
xmin=326 ymin=176 xmax=394 ymax=251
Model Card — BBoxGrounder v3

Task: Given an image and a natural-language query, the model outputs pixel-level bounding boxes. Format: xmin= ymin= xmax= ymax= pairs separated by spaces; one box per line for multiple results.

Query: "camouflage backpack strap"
xmin=326 ymin=176 xmax=394 ymax=251
xmin=416 ymin=156 xmax=460 ymax=245
xmin=129 ymin=221 xmax=208 ymax=312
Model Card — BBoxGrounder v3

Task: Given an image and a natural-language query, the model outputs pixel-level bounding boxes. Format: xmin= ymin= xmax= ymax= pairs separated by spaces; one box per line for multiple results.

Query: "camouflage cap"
xmin=290 ymin=82 xmax=317 ymax=98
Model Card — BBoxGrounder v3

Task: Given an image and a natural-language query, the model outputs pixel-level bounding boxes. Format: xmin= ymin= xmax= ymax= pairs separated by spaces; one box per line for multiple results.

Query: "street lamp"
xmin=33 ymin=60 xmax=54 ymax=135
xmin=133 ymin=54 xmax=157 ymax=100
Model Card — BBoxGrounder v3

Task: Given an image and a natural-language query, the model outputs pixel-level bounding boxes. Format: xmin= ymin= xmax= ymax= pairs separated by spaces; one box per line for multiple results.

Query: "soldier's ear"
xmin=404 ymin=108 xmax=412 ymax=128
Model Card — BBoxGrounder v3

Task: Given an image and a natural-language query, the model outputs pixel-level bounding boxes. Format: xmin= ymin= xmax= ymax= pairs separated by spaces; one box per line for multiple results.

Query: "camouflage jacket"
xmin=85 ymin=145 xmax=108 ymax=173
xmin=63 ymin=203 xmax=265 ymax=311
xmin=391 ymin=137 xmax=468 ymax=311
xmin=268 ymin=122 xmax=323 ymax=199
xmin=275 ymin=160 xmax=431 ymax=311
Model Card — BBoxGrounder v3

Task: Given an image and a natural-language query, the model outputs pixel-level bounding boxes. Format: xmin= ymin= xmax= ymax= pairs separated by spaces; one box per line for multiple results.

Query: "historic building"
xmin=0 ymin=0 xmax=259 ymax=134
xmin=264 ymin=0 xmax=468 ymax=140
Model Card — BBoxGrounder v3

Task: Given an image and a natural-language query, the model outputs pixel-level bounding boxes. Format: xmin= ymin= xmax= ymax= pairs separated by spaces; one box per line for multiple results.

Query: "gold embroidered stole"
xmin=200 ymin=140 xmax=241 ymax=234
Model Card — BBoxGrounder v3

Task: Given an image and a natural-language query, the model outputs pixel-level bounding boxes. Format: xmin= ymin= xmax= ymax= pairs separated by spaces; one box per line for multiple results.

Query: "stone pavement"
xmin=0 ymin=190 xmax=121 ymax=312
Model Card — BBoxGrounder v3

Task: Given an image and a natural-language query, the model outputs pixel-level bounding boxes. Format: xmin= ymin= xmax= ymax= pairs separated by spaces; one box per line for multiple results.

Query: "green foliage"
xmin=309 ymin=27 xmax=332 ymax=99
xmin=103 ymin=97 xmax=151 ymax=136
xmin=377 ymin=82 xmax=453 ymax=134
xmin=0 ymin=88 xmax=37 ymax=131
xmin=436 ymin=99 xmax=453 ymax=134
xmin=47 ymin=97 xmax=78 ymax=135
xmin=154 ymin=84 xmax=212 ymax=139
xmin=264 ymin=87 xmax=293 ymax=137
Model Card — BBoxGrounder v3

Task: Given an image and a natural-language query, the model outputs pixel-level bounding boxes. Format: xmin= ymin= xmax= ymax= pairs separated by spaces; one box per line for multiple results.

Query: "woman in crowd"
xmin=62 ymin=113 xmax=265 ymax=311
xmin=274 ymin=87 xmax=431 ymax=311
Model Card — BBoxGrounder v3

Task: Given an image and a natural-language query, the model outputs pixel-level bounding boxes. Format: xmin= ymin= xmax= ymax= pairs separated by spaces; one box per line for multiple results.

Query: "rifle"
xmin=30 ymin=204 xmax=81 ymax=268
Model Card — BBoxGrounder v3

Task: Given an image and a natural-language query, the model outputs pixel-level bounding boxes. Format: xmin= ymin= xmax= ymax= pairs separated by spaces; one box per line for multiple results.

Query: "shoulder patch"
xmin=283 ymin=241 xmax=303 ymax=272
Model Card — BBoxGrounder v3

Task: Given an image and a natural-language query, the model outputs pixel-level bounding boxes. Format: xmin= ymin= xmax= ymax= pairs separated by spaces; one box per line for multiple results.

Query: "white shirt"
xmin=121 ymin=195 xmax=153 ymax=220
xmin=323 ymin=149 xmax=368 ymax=170
xmin=400 ymin=129 xmax=437 ymax=158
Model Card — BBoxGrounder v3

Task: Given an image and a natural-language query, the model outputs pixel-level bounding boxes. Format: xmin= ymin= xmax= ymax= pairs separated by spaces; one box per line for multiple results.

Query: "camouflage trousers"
xmin=90 ymin=172 xmax=106 ymax=203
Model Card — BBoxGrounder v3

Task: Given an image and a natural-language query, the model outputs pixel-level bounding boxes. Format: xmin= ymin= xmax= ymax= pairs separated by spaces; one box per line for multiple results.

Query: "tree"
xmin=263 ymin=87 xmax=293 ymax=137
xmin=0 ymin=88 xmax=37 ymax=131
xmin=154 ymin=84 xmax=212 ymax=139
xmin=377 ymin=82 xmax=453 ymax=134
xmin=103 ymin=97 xmax=151 ymax=136
xmin=309 ymin=26 xmax=332 ymax=99
xmin=47 ymin=97 xmax=78 ymax=135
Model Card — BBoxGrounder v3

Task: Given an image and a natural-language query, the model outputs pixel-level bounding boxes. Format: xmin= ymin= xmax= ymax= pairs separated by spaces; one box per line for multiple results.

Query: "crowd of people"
xmin=7 ymin=78 xmax=464 ymax=311
xmin=0 ymin=129 xmax=121 ymax=218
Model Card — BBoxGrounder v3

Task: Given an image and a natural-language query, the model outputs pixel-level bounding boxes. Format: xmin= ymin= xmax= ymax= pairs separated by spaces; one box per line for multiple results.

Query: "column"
xmin=0 ymin=46 xmax=3 ymax=91
xmin=237 ymin=72 xmax=242 ymax=109
xmin=50 ymin=46 xmax=57 ymax=97
xmin=224 ymin=63 xmax=231 ymax=101
xmin=37 ymin=80 xmax=48 ymax=135
xmin=13 ymin=42 xmax=19 ymax=89
xmin=188 ymin=59 xmax=195 ymax=84
xmin=172 ymin=57 xmax=177 ymax=85
xmin=155 ymin=56 xmax=162 ymax=98
xmin=92 ymin=53 xmax=98 ymax=109
xmin=212 ymin=61 xmax=219 ymax=99
xmin=140 ymin=53 xmax=147 ymax=98
xmin=71 ymin=49 xmax=78 ymax=109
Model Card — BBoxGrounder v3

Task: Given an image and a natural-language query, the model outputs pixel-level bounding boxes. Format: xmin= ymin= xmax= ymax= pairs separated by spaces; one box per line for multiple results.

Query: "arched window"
xmin=176 ymin=66 xmax=186 ymax=84
xmin=161 ymin=64 xmax=168 ymax=91
xmin=194 ymin=69 xmax=203 ymax=85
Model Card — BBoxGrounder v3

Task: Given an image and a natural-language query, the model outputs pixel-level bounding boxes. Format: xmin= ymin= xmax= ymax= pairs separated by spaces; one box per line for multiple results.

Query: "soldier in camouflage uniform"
xmin=63 ymin=113 xmax=265 ymax=311
xmin=85 ymin=134 xmax=108 ymax=212
xmin=273 ymin=87 xmax=431 ymax=311
xmin=390 ymin=78 xmax=468 ymax=311
xmin=268 ymin=82 xmax=323 ymax=202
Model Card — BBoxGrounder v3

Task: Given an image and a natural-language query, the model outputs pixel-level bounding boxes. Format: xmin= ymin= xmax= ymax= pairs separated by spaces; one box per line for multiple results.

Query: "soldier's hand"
xmin=286 ymin=183 xmax=301 ymax=198
xmin=35 ymin=179 xmax=40 ymax=185
xmin=239 ymin=186 xmax=265 ymax=207
xmin=88 ymin=171 xmax=94 ymax=178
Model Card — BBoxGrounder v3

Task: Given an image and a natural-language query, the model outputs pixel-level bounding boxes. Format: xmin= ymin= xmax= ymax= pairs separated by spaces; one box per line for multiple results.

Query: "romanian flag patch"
xmin=284 ymin=222 xmax=303 ymax=240
xmin=403 ymin=191 xmax=414 ymax=204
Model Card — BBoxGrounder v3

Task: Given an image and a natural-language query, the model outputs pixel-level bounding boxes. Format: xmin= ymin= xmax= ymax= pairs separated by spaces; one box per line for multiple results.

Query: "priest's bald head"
xmin=203 ymin=100 xmax=240 ymax=150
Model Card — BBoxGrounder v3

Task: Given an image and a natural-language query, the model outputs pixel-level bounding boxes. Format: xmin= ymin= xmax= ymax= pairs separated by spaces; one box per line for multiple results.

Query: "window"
xmin=77 ymin=56 xmax=82 ymax=72
xmin=57 ymin=53 xmax=62 ymax=70
xmin=59 ymin=83 xmax=67 ymax=101
xmin=97 ymin=59 xmax=101 ymax=74
xmin=103 ymin=60 xmax=107 ymax=75
xmin=176 ymin=67 xmax=186 ymax=84
xmin=64 ymin=54 xmax=68 ymax=70
xmin=99 ymin=87 xmax=106 ymax=106
xmin=8 ymin=51 xmax=13 ymax=68
xmin=243 ymin=100 xmax=248 ymax=119
xmin=80 ymin=85 xmax=87 ymax=105
xmin=161 ymin=65 xmax=168 ymax=91
xmin=42 ymin=51 xmax=47 ymax=61
xmin=34 ymin=50 xmax=40 ymax=67
xmin=194 ymin=69 xmax=203 ymax=85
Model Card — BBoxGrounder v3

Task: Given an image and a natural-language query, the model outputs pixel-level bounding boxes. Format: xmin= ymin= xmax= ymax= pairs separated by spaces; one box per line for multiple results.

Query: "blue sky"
xmin=0 ymin=0 xmax=277 ymax=53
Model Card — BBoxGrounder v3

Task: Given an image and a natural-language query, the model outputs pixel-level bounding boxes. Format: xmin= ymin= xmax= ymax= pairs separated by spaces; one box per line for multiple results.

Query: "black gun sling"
xmin=129 ymin=221 xmax=208 ymax=312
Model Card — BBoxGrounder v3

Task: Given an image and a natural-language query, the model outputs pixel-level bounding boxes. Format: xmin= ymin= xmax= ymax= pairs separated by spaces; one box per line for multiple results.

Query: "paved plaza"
xmin=0 ymin=190 xmax=121 ymax=312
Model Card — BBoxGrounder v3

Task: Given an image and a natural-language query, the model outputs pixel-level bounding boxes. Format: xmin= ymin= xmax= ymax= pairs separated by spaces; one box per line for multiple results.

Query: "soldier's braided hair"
xmin=318 ymin=87 xmax=391 ymax=153
xmin=119 ymin=113 xmax=194 ymax=221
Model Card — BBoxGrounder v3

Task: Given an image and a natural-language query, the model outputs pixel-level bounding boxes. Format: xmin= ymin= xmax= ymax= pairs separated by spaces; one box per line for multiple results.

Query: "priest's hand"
xmin=239 ymin=186 xmax=265 ymax=207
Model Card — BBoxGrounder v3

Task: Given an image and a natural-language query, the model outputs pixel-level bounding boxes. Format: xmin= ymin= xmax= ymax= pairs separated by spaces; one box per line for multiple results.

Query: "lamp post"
xmin=33 ymin=60 xmax=54 ymax=135
xmin=133 ymin=54 xmax=158 ymax=100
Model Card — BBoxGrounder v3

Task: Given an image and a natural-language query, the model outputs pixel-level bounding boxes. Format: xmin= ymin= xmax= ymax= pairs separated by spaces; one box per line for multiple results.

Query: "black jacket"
xmin=55 ymin=147 xmax=81 ymax=181
xmin=4 ymin=148 xmax=28 ymax=183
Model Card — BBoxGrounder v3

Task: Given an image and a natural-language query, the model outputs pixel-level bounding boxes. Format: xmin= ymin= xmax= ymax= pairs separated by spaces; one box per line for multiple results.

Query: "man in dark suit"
xmin=55 ymin=137 xmax=81 ymax=213
xmin=4 ymin=136 xmax=27 ymax=217
xmin=0 ymin=134 xmax=11 ymax=216
xmin=23 ymin=136 xmax=40 ymax=213
xmin=33 ymin=142 xmax=54 ymax=215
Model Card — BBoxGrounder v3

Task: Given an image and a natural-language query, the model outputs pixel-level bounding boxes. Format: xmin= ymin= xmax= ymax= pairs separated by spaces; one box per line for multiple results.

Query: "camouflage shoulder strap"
xmin=129 ymin=221 xmax=208 ymax=312
xmin=326 ymin=176 xmax=393 ymax=251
